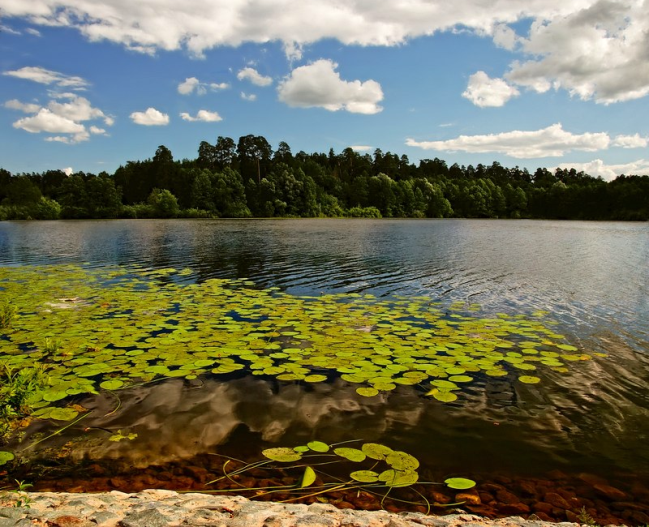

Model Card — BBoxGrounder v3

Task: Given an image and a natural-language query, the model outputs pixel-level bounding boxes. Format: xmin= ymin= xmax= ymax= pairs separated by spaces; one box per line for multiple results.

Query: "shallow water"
xmin=1 ymin=218 xmax=648 ymax=489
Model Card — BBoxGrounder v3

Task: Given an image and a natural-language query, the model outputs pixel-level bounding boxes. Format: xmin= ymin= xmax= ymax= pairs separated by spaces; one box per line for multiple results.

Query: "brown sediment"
xmin=3 ymin=455 xmax=649 ymax=525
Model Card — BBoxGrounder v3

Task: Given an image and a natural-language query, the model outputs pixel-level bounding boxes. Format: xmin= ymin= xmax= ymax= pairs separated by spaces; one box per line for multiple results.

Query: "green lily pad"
xmin=445 ymin=477 xmax=476 ymax=490
xmin=262 ymin=447 xmax=303 ymax=462
xmin=361 ymin=443 xmax=394 ymax=460
xmin=300 ymin=466 xmax=317 ymax=488
xmin=519 ymin=375 xmax=541 ymax=384
xmin=350 ymin=470 xmax=379 ymax=483
xmin=100 ymin=379 xmax=124 ymax=390
xmin=0 ymin=451 xmax=15 ymax=465
xmin=307 ymin=441 xmax=330 ymax=453
xmin=334 ymin=447 xmax=366 ymax=462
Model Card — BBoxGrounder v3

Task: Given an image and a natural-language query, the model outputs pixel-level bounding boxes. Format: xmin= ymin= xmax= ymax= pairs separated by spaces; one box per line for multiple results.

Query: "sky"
xmin=1 ymin=0 xmax=649 ymax=181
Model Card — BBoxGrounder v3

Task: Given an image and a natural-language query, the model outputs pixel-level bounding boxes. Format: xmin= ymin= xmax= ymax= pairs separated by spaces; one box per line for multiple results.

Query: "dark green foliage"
xmin=1 ymin=138 xmax=647 ymax=221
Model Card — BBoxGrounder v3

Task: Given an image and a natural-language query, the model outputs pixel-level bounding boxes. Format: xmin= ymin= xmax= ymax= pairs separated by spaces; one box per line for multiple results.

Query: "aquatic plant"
xmin=0 ymin=363 xmax=49 ymax=439
xmin=206 ymin=440 xmax=475 ymax=511
xmin=0 ymin=301 xmax=17 ymax=329
xmin=0 ymin=264 xmax=598 ymax=432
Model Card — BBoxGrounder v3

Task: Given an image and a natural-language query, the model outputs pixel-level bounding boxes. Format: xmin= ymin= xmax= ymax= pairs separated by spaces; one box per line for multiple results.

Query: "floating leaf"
xmin=350 ymin=470 xmax=379 ymax=483
xmin=379 ymin=469 xmax=419 ymax=487
xmin=307 ymin=441 xmax=330 ymax=453
xmin=362 ymin=443 xmax=394 ymax=460
xmin=518 ymin=375 xmax=541 ymax=384
xmin=0 ymin=451 xmax=14 ymax=465
xmin=445 ymin=477 xmax=476 ymax=490
xmin=49 ymin=407 xmax=79 ymax=421
xmin=426 ymin=388 xmax=458 ymax=403
xmin=300 ymin=466 xmax=317 ymax=488
xmin=334 ymin=447 xmax=366 ymax=462
xmin=262 ymin=447 xmax=303 ymax=462
xmin=386 ymin=451 xmax=420 ymax=471
xmin=356 ymin=386 xmax=379 ymax=397
xmin=100 ymin=379 xmax=124 ymax=390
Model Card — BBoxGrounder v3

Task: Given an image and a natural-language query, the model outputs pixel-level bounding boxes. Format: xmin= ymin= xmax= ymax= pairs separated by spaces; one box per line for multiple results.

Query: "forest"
xmin=1 ymin=135 xmax=648 ymax=221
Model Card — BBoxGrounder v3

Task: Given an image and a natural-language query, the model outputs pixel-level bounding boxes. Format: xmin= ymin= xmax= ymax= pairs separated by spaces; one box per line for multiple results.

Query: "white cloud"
xmin=507 ymin=0 xmax=649 ymax=104
xmin=14 ymin=108 xmax=90 ymax=143
xmin=612 ymin=134 xmax=648 ymax=149
xmin=26 ymin=27 xmax=42 ymax=36
xmin=237 ymin=67 xmax=273 ymax=87
xmin=7 ymin=93 xmax=111 ymax=143
xmin=62 ymin=167 xmax=73 ymax=175
xmin=4 ymin=1 xmax=649 ymax=103
xmin=4 ymin=99 xmax=41 ymax=113
xmin=178 ymin=77 xmax=204 ymax=95
xmin=462 ymin=71 xmax=520 ymax=107
xmin=240 ymin=92 xmax=257 ymax=101
xmin=180 ymin=110 xmax=223 ymax=122
xmin=0 ymin=24 xmax=21 ymax=35
xmin=553 ymin=159 xmax=649 ymax=181
xmin=278 ymin=59 xmax=383 ymax=114
xmin=3 ymin=66 xmax=88 ymax=89
xmin=406 ymin=123 xmax=611 ymax=158
xmin=47 ymin=95 xmax=111 ymax=125
xmin=130 ymin=107 xmax=170 ymax=126
xmin=350 ymin=145 xmax=373 ymax=152
xmin=178 ymin=77 xmax=230 ymax=95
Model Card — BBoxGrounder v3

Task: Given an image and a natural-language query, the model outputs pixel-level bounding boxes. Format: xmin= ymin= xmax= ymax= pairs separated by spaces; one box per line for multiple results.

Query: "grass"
xmin=0 ymin=363 xmax=49 ymax=441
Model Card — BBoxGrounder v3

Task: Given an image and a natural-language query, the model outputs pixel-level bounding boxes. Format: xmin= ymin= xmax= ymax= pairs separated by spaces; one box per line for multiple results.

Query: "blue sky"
xmin=1 ymin=0 xmax=648 ymax=181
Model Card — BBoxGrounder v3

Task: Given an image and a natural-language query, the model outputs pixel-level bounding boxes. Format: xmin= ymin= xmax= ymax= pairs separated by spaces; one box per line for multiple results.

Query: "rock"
xmin=532 ymin=512 xmax=554 ymax=522
xmin=431 ymin=492 xmax=452 ymax=504
xmin=495 ymin=490 xmax=520 ymax=504
xmin=120 ymin=508 xmax=171 ymax=527
xmin=517 ymin=481 xmax=536 ymax=497
xmin=481 ymin=483 xmax=506 ymax=493
xmin=532 ymin=502 xmax=554 ymax=515
xmin=565 ymin=510 xmax=579 ymax=522
xmin=478 ymin=492 xmax=495 ymax=504
xmin=578 ymin=473 xmax=609 ymax=486
xmin=543 ymin=492 xmax=571 ymax=509
xmin=50 ymin=516 xmax=95 ymax=527
xmin=497 ymin=502 xmax=530 ymax=515
xmin=593 ymin=484 xmax=628 ymax=501
xmin=454 ymin=491 xmax=481 ymax=506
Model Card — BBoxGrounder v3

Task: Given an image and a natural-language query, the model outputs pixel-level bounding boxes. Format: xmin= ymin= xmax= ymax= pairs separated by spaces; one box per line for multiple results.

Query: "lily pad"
xmin=444 ymin=477 xmax=476 ymax=490
xmin=262 ymin=447 xmax=303 ymax=462
xmin=0 ymin=451 xmax=15 ymax=465
xmin=350 ymin=470 xmax=380 ymax=483
xmin=307 ymin=441 xmax=330 ymax=453
xmin=334 ymin=447 xmax=366 ymax=462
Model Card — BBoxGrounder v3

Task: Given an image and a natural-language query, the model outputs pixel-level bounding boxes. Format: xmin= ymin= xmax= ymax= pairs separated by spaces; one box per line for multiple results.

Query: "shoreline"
xmin=0 ymin=490 xmax=596 ymax=527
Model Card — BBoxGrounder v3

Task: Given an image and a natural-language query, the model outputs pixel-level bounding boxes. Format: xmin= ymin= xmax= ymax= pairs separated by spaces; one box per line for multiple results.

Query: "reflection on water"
xmin=1 ymin=219 xmax=649 ymax=484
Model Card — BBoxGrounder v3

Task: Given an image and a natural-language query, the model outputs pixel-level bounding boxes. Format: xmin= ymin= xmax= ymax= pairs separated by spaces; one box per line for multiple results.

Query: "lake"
xmin=1 ymin=219 xmax=648 ymax=522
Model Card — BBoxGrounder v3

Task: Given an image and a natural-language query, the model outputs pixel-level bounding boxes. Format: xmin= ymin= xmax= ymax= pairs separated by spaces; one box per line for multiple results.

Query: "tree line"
xmin=1 ymin=135 xmax=648 ymax=221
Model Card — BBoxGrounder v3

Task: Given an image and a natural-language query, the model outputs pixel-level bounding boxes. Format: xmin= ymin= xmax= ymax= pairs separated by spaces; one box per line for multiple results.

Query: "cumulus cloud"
xmin=6 ymin=93 xmax=112 ymax=143
xmin=240 ymin=92 xmax=257 ymax=101
xmin=3 ymin=1 xmax=649 ymax=103
xmin=3 ymin=66 xmax=88 ymax=89
xmin=62 ymin=167 xmax=74 ymax=175
xmin=180 ymin=110 xmax=223 ymax=122
xmin=506 ymin=0 xmax=649 ymax=104
xmin=237 ymin=67 xmax=273 ymax=87
xmin=278 ymin=59 xmax=383 ymax=114
xmin=612 ymin=134 xmax=648 ymax=149
xmin=130 ymin=107 xmax=170 ymax=126
xmin=553 ymin=159 xmax=649 ymax=181
xmin=406 ymin=123 xmax=611 ymax=158
xmin=462 ymin=71 xmax=520 ymax=107
xmin=178 ymin=77 xmax=230 ymax=95
xmin=4 ymin=99 xmax=41 ymax=113
xmin=350 ymin=145 xmax=373 ymax=151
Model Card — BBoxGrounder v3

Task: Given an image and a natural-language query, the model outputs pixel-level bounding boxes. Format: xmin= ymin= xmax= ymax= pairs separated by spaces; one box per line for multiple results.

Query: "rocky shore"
xmin=0 ymin=490 xmax=595 ymax=527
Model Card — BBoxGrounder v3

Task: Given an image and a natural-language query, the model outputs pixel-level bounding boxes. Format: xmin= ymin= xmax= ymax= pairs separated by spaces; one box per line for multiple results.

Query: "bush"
xmin=346 ymin=206 xmax=382 ymax=218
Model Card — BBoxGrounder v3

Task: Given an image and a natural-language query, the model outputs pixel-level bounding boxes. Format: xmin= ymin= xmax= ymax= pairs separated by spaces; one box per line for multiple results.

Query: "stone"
xmin=543 ymin=492 xmax=571 ymax=509
xmin=497 ymin=503 xmax=530 ymax=515
xmin=91 ymin=511 xmax=122 ymax=526
xmin=517 ymin=481 xmax=536 ymax=497
xmin=50 ymin=516 xmax=96 ymax=527
xmin=455 ymin=491 xmax=481 ymax=506
xmin=593 ymin=484 xmax=627 ymax=501
xmin=532 ymin=502 xmax=554 ymax=515
xmin=495 ymin=490 xmax=520 ymax=505
xmin=120 ymin=508 xmax=171 ymax=527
